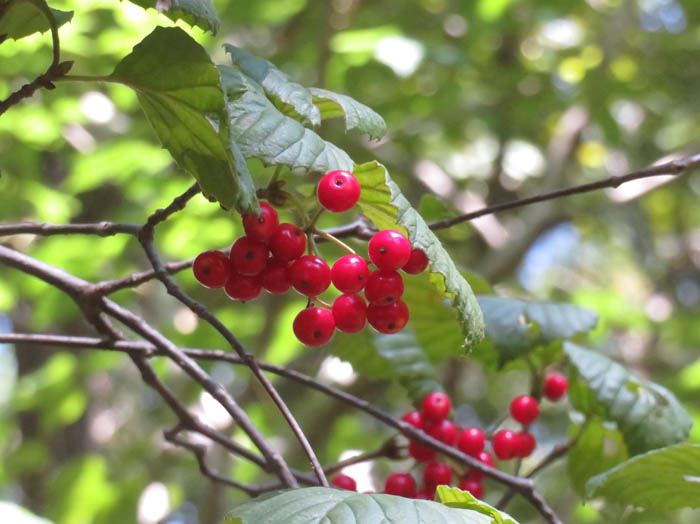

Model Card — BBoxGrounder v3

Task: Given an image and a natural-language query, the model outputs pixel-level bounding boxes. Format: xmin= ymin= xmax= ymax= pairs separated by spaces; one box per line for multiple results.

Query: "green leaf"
xmin=437 ymin=486 xmax=517 ymax=524
xmin=477 ymin=0 xmax=516 ymax=21
xmin=224 ymin=44 xmax=320 ymax=127
xmin=125 ymin=0 xmax=220 ymax=34
xmin=226 ymin=486 xmax=521 ymax=523
xmin=219 ymin=66 xmax=353 ymax=174
xmin=564 ymin=342 xmax=692 ymax=454
xmin=108 ymin=27 xmax=257 ymax=213
xmin=0 ymin=0 xmax=72 ymax=40
xmin=586 ymin=442 xmax=700 ymax=510
xmin=309 ymin=87 xmax=387 ymax=140
xmin=354 ymin=160 xmax=484 ymax=350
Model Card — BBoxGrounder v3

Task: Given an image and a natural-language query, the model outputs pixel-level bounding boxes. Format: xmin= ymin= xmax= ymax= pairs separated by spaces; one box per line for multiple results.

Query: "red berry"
xmin=458 ymin=478 xmax=484 ymax=499
xmin=422 ymin=392 xmax=451 ymax=422
xmin=457 ymin=427 xmax=486 ymax=457
xmin=544 ymin=373 xmax=568 ymax=401
xmin=414 ymin=490 xmax=431 ymax=500
xmin=242 ymin=202 xmax=279 ymax=244
xmin=317 ymin=170 xmax=361 ymax=212
xmin=289 ymin=255 xmax=331 ymax=297
xmin=259 ymin=258 xmax=291 ymax=294
xmin=384 ymin=472 xmax=416 ymax=498
xmin=402 ymin=249 xmax=429 ymax=274
xmin=492 ymin=430 xmax=519 ymax=460
xmin=193 ymin=250 xmax=230 ymax=288
xmin=229 ymin=237 xmax=269 ymax=276
xmin=468 ymin=451 xmax=495 ymax=481
xmin=408 ymin=440 xmax=436 ymax=462
xmin=331 ymin=255 xmax=370 ymax=293
xmin=516 ymin=431 xmax=536 ymax=458
xmin=270 ymin=223 xmax=306 ymax=261
xmin=224 ymin=273 xmax=262 ymax=301
xmin=423 ymin=461 xmax=452 ymax=491
xmin=364 ymin=270 xmax=404 ymax=305
xmin=510 ymin=395 xmax=539 ymax=425
xmin=293 ymin=307 xmax=335 ymax=346
xmin=332 ymin=293 xmax=367 ymax=333
xmin=367 ymin=300 xmax=409 ymax=334
xmin=427 ymin=419 xmax=458 ymax=446
xmin=402 ymin=411 xmax=424 ymax=430
xmin=368 ymin=230 xmax=411 ymax=271
xmin=331 ymin=473 xmax=356 ymax=491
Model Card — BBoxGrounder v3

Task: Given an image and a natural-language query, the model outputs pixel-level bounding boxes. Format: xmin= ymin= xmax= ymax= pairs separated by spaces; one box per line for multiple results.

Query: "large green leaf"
xmin=354 ymin=161 xmax=484 ymax=350
xmin=125 ymin=0 xmax=219 ymax=34
xmin=225 ymin=487 xmax=520 ymax=524
xmin=437 ymin=486 xmax=517 ymax=524
xmin=564 ymin=342 xmax=692 ymax=455
xmin=0 ymin=0 xmax=72 ymax=40
xmin=586 ymin=442 xmax=700 ymax=510
xmin=310 ymin=87 xmax=387 ymax=140
xmin=219 ymin=66 xmax=353 ymax=174
xmin=108 ymin=27 xmax=257 ymax=213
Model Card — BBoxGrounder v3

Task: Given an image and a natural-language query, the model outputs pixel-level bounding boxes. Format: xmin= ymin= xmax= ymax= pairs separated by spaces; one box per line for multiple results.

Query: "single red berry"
xmin=414 ymin=490 xmax=431 ymax=500
xmin=331 ymin=255 xmax=370 ymax=293
xmin=193 ymin=250 xmax=230 ymax=288
xmin=516 ymin=431 xmax=536 ymax=458
xmin=229 ymin=236 xmax=269 ymax=276
xmin=270 ymin=223 xmax=306 ymax=261
xmin=331 ymin=473 xmax=356 ymax=491
xmin=317 ymin=170 xmax=361 ymax=212
xmin=468 ymin=451 xmax=495 ymax=481
xmin=544 ymin=373 xmax=569 ymax=401
xmin=332 ymin=293 xmax=367 ymax=333
xmin=402 ymin=249 xmax=429 ymax=274
xmin=402 ymin=411 xmax=424 ymax=430
xmin=492 ymin=430 xmax=519 ymax=460
xmin=427 ymin=419 xmax=458 ymax=446
xmin=242 ymin=201 xmax=279 ymax=244
xmin=384 ymin=472 xmax=416 ymax=498
xmin=368 ymin=230 xmax=411 ymax=271
xmin=364 ymin=270 xmax=404 ymax=305
xmin=259 ymin=258 xmax=291 ymax=294
xmin=293 ymin=307 xmax=335 ymax=347
xmin=458 ymin=478 xmax=484 ymax=498
xmin=224 ymin=273 xmax=262 ymax=301
xmin=367 ymin=300 xmax=410 ymax=334
xmin=422 ymin=392 xmax=451 ymax=422
xmin=289 ymin=255 xmax=331 ymax=297
xmin=457 ymin=427 xmax=486 ymax=457
xmin=408 ymin=440 xmax=436 ymax=462
xmin=423 ymin=461 xmax=452 ymax=491
xmin=510 ymin=395 xmax=539 ymax=425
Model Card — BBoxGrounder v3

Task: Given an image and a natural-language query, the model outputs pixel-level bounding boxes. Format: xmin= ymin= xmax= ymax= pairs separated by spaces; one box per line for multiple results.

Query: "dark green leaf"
xmin=0 ymin=0 xmax=72 ymax=40
xmin=586 ymin=442 xmax=700 ymax=510
xmin=564 ymin=342 xmax=692 ymax=454
xmin=437 ymin=486 xmax=517 ymax=524
xmin=310 ymin=87 xmax=387 ymax=140
xmin=109 ymin=27 xmax=257 ymax=213
xmin=125 ymin=0 xmax=219 ymax=34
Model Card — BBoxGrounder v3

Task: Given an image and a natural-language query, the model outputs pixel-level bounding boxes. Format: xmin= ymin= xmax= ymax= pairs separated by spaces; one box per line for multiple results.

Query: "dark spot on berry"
xmin=245 ymin=252 xmax=254 ymax=260
xmin=301 ymin=281 xmax=309 ymax=289
xmin=203 ymin=267 xmax=211 ymax=274
xmin=388 ymin=322 xmax=395 ymax=329
xmin=257 ymin=216 xmax=265 ymax=224
xmin=313 ymin=330 xmax=321 ymax=338
xmin=294 ymin=230 xmax=301 ymax=236
xmin=358 ymin=274 xmax=364 ymax=280
xmin=379 ymin=246 xmax=387 ymax=254
xmin=335 ymin=178 xmax=344 ymax=186
xmin=385 ymin=296 xmax=393 ymax=303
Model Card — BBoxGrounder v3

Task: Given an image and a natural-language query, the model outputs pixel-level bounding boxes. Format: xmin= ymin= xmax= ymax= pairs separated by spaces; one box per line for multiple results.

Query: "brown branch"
xmin=0 ymin=221 xmax=140 ymax=237
xmin=93 ymin=259 xmax=193 ymax=295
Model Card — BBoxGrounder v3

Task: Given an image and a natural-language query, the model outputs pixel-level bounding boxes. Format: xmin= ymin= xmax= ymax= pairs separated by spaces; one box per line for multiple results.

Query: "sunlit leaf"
xmin=437 ymin=486 xmax=517 ymax=523
xmin=125 ymin=0 xmax=220 ymax=34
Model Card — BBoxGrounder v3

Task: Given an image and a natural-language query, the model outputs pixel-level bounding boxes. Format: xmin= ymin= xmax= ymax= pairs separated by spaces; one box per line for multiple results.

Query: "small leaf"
xmin=0 ymin=0 xmax=72 ymax=40
xmin=437 ymin=486 xmax=518 ymax=524
xmin=564 ymin=342 xmax=692 ymax=454
xmin=354 ymin=160 xmax=484 ymax=350
xmin=226 ymin=486 xmax=521 ymax=523
xmin=586 ymin=442 xmax=700 ymax=510
xmin=309 ymin=87 xmax=387 ymax=140
xmin=224 ymin=44 xmax=320 ymax=127
xmin=219 ymin=66 xmax=353 ymax=175
xmin=125 ymin=0 xmax=220 ymax=34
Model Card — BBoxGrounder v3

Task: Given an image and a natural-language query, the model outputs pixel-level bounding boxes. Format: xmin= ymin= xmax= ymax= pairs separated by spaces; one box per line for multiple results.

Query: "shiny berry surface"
xmin=426 ymin=419 xmax=458 ymax=446
xmin=492 ymin=430 xmax=519 ymax=460
xmin=510 ymin=395 xmax=539 ymax=425
xmin=368 ymin=230 xmax=412 ymax=271
xmin=364 ymin=270 xmax=404 ymax=305
xmin=293 ymin=307 xmax=335 ymax=346
xmin=229 ymin=237 xmax=268 ymax=276
xmin=224 ymin=273 xmax=262 ymax=301
xmin=467 ymin=451 xmax=495 ymax=481
xmin=516 ymin=432 xmax=536 ymax=458
xmin=242 ymin=202 xmax=279 ymax=244
xmin=367 ymin=300 xmax=409 ymax=334
xmin=332 ymin=293 xmax=367 ymax=333
xmin=422 ymin=392 xmax=451 ymax=422
xmin=331 ymin=473 xmax=356 ymax=491
xmin=544 ymin=373 xmax=569 ymax=401
xmin=259 ymin=258 xmax=291 ymax=294
xmin=384 ymin=472 xmax=416 ymax=498
xmin=193 ymin=250 xmax=230 ymax=288
xmin=331 ymin=255 xmax=370 ymax=293
xmin=402 ymin=248 xmax=429 ymax=274
xmin=408 ymin=440 xmax=436 ymax=462
xmin=289 ymin=255 xmax=331 ymax=297
xmin=270 ymin=223 xmax=306 ymax=261
xmin=423 ymin=461 xmax=452 ymax=492
xmin=457 ymin=427 xmax=486 ymax=457
xmin=317 ymin=170 xmax=361 ymax=212
xmin=458 ymin=478 xmax=484 ymax=499
xmin=401 ymin=411 xmax=424 ymax=430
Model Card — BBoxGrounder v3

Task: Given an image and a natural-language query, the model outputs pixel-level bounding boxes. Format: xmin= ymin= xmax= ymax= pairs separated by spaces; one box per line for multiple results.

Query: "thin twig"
xmin=0 ymin=221 xmax=140 ymax=237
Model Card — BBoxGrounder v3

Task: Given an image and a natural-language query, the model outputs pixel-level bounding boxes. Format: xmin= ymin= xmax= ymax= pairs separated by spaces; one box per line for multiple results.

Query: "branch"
xmin=0 ymin=221 xmax=139 ymax=237
xmin=93 ymin=259 xmax=193 ymax=295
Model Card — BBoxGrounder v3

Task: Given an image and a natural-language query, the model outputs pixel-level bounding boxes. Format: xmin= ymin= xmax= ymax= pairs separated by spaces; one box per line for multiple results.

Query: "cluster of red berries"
xmin=329 ymin=373 xmax=568 ymax=499
xmin=191 ymin=170 xmax=429 ymax=347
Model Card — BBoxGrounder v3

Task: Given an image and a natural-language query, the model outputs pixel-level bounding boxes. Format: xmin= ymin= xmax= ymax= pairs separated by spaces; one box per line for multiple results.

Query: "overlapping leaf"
xmin=125 ymin=0 xmax=220 ymax=34
xmin=310 ymin=87 xmax=387 ymax=139
xmin=0 ymin=0 xmax=72 ymax=40
xmin=437 ymin=486 xmax=517 ymax=524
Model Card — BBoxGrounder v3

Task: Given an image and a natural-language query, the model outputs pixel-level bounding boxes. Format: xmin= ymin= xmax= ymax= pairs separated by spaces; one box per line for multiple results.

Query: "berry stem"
xmin=313 ymin=297 xmax=333 ymax=309
xmin=268 ymin=166 xmax=282 ymax=186
xmin=306 ymin=207 xmax=325 ymax=230
xmin=313 ymin=228 xmax=356 ymax=255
